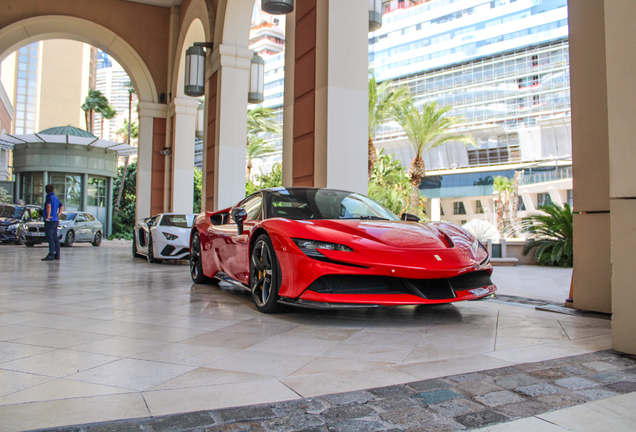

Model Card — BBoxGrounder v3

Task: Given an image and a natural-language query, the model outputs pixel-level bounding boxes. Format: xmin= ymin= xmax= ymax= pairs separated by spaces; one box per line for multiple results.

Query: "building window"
xmin=21 ymin=173 xmax=43 ymax=206
xmin=88 ymin=177 xmax=107 ymax=207
xmin=476 ymin=200 xmax=484 ymax=214
xmin=537 ymin=192 xmax=552 ymax=208
xmin=50 ymin=173 xmax=81 ymax=209
xmin=454 ymin=201 xmax=466 ymax=215
xmin=518 ymin=198 xmax=526 ymax=211
xmin=567 ymin=189 xmax=573 ymax=207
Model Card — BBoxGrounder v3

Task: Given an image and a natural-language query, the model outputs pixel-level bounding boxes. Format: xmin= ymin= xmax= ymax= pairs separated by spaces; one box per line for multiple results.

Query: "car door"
xmin=218 ymin=193 xmax=263 ymax=284
xmin=74 ymin=213 xmax=88 ymax=241
xmin=85 ymin=213 xmax=99 ymax=239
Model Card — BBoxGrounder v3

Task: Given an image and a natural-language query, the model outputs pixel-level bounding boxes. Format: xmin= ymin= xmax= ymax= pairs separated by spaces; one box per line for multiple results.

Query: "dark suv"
xmin=0 ymin=204 xmax=42 ymax=245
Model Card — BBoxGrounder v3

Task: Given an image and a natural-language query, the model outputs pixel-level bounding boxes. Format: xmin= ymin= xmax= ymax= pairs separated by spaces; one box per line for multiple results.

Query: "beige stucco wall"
xmin=38 ymin=40 xmax=89 ymax=131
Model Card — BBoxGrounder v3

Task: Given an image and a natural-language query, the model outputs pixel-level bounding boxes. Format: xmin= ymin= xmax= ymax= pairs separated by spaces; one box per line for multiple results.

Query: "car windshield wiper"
xmin=358 ymin=216 xmax=389 ymax=220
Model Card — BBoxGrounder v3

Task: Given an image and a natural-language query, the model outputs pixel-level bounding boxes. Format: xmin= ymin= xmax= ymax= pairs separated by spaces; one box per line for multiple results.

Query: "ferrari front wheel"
xmin=250 ymin=234 xmax=286 ymax=314
xmin=190 ymin=231 xmax=213 ymax=284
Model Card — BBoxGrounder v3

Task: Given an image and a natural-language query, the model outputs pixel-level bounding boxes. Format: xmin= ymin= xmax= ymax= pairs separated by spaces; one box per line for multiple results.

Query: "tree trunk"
xmin=100 ymin=116 xmax=104 ymax=139
xmin=409 ymin=156 xmax=426 ymax=214
xmin=368 ymin=136 xmax=377 ymax=181
xmin=114 ymin=156 xmax=129 ymax=216
xmin=511 ymin=171 xmax=521 ymax=237
xmin=247 ymin=160 xmax=252 ymax=180
xmin=85 ymin=111 xmax=90 ymax=133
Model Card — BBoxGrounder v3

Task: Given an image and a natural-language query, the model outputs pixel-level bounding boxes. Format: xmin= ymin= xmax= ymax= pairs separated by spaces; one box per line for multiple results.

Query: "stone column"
xmin=137 ymin=102 xmax=167 ymax=219
xmin=569 ymin=0 xmax=636 ymax=354
xmin=289 ymin=0 xmax=368 ymax=194
xmin=604 ymin=0 xmax=636 ymax=355
xmin=569 ymin=0 xmax=612 ymax=314
xmin=169 ymin=97 xmax=198 ymax=214
xmin=205 ymin=44 xmax=252 ymax=210
xmin=42 ymin=171 xmax=48 ymax=205
xmin=81 ymin=173 xmax=88 ymax=211
xmin=14 ymin=173 xmax=21 ymax=202
xmin=106 ymin=177 xmax=113 ymax=237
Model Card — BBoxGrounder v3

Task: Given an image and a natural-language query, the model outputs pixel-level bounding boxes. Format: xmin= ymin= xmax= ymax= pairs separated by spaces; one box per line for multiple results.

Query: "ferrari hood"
xmin=300 ymin=220 xmax=451 ymax=249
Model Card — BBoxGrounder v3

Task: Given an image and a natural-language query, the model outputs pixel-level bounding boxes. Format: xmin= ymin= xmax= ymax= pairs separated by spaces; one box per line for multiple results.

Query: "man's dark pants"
xmin=44 ymin=221 xmax=60 ymax=258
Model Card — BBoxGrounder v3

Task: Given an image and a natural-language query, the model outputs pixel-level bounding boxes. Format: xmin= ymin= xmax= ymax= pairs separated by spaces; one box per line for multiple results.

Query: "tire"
xmin=147 ymin=232 xmax=162 ymax=263
xmin=190 ymin=231 xmax=213 ymax=284
xmin=64 ymin=230 xmax=75 ymax=247
xmin=92 ymin=231 xmax=102 ymax=247
xmin=132 ymin=234 xmax=143 ymax=258
xmin=25 ymin=242 xmax=34 ymax=247
xmin=249 ymin=234 xmax=287 ymax=314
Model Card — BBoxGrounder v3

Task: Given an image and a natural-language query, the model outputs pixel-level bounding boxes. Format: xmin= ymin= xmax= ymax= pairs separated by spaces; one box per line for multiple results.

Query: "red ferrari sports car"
xmin=190 ymin=187 xmax=496 ymax=313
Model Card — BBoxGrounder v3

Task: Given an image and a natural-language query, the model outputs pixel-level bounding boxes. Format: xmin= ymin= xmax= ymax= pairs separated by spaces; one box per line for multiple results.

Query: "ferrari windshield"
xmin=267 ymin=189 xmax=400 ymax=221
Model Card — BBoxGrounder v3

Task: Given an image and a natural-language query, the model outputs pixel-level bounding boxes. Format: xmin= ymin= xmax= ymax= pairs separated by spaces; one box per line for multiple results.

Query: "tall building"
xmin=0 ymin=80 xmax=13 ymax=188
xmin=368 ymin=0 xmax=572 ymax=227
xmin=0 ymin=40 xmax=92 ymax=135
xmin=94 ymin=51 xmax=138 ymax=143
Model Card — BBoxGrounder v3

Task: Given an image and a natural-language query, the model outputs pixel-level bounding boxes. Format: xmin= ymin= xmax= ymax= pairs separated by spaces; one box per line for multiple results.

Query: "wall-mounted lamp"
xmin=369 ymin=0 xmax=382 ymax=32
xmin=262 ymin=0 xmax=293 ymax=15
xmin=184 ymin=42 xmax=213 ymax=97
xmin=160 ymin=147 xmax=172 ymax=156
xmin=248 ymin=52 xmax=265 ymax=104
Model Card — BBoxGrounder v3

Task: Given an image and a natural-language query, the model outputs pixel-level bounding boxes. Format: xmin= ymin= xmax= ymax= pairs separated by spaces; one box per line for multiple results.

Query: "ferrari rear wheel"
xmin=250 ymin=234 xmax=286 ymax=314
xmin=190 ymin=231 xmax=213 ymax=284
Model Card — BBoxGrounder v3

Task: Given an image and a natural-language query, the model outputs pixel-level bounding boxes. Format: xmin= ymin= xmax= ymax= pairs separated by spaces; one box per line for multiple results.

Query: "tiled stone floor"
xmin=29 ymin=349 xmax=636 ymax=432
xmin=0 ymin=243 xmax=617 ymax=431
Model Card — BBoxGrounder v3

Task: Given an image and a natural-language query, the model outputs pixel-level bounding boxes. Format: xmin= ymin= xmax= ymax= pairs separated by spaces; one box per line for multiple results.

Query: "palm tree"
xmin=246 ymin=135 xmax=276 ymax=179
xmin=247 ymin=106 xmax=281 ymax=139
xmin=392 ymin=98 xmax=475 ymax=213
xmin=81 ymin=89 xmax=109 ymax=134
xmin=523 ymin=203 xmax=573 ymax=267
xmin=368 ymin=76 xmax=409 ymax=180
xmin=97 ymin=105 xmax=117 ymax=139
xmin=493 ymin=176 xmax=513 ymax=235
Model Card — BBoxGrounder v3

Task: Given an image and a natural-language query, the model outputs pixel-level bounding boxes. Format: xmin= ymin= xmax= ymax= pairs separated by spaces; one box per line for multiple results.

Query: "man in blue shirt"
xmin=42 ymin=184 xmax=63 ymax=261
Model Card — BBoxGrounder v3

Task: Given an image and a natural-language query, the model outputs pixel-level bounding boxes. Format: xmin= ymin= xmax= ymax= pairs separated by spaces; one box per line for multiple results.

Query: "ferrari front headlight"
xmin=292 ymin=238 xmax=353 ymax=257
xmin=163 ymin=232 xmax=178 ymax=241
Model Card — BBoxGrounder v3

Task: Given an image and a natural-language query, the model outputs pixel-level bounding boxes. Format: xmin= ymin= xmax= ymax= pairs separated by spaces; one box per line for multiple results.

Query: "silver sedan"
xmin=22 ymin=212 xmax=103 ymax=247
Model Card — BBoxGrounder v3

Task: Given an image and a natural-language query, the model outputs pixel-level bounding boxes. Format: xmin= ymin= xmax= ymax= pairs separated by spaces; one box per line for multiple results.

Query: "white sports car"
xmin=132 ymin=213 xmax=195 ymax=263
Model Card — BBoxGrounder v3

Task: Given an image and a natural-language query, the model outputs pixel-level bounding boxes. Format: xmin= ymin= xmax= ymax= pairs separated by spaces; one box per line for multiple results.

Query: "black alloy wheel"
xmin=190 ymin=231 xmax=212 ymax=284
xmin=250 ymin=234 xmax=286 ymax=313
xmin=92 ymin=231 xmax=102 ymax=247
xmin=64 ymin=230 xmax=75 ymax=247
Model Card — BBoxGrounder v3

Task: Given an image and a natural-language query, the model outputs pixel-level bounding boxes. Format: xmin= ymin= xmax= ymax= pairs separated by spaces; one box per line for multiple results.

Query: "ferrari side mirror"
xmin=230 ymin=207 xmax=248 ymax=235
xmin=401 ymin=212 xmax=420 ymax=222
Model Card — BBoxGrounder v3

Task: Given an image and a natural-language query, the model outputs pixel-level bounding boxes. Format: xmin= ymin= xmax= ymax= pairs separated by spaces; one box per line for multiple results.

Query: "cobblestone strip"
xmin=32 ymin=350 xmax=636 ymax=432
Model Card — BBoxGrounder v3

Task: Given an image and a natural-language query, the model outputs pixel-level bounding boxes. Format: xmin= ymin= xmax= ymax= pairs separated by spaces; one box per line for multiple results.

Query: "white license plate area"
xmin=469 ymin=288 xmax=489 ymax=296
xmin=30 ymin=232 xmax=45 ymax=237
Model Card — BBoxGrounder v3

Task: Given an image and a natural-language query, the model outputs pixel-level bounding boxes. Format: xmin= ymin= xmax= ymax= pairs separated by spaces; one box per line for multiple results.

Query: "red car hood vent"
xmin=305 ymin=220 xmax=451 ymax=249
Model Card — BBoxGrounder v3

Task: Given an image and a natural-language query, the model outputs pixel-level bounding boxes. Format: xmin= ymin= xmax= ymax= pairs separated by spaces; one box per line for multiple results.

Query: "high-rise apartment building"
xmin=93 ymin=51 xmax=138 ymax=143
xmin=369 ymin=0 xmax=571 ymax=226
xmin=0 ymin=40 xmax=92 ymax=135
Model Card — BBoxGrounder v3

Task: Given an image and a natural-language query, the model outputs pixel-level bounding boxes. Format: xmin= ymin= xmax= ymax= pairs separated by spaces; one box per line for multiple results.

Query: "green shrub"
xmin=522 ymin=203 xmax=573 ymax=267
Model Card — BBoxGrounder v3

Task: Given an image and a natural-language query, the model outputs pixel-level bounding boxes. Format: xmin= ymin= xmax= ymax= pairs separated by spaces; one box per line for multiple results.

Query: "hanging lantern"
xmin=369 ymin=0 xmax=382 ymax=32
xmin=184 ymin=45 xmax=206 ymax=97
xmin=248 ymin=53 xmax=265 ymax=104
xmin=262 ymin=0 xmax=294 ymax=15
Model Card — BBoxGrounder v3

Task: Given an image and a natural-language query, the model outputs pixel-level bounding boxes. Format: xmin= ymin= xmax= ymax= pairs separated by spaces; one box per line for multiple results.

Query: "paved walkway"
xmin=0 ymin=243 xmax=621 ymax=431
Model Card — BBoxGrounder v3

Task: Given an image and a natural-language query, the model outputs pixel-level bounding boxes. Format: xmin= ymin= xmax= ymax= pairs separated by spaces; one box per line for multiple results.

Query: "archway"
xmin=0 ymin=15 xmax=164 ymax=220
